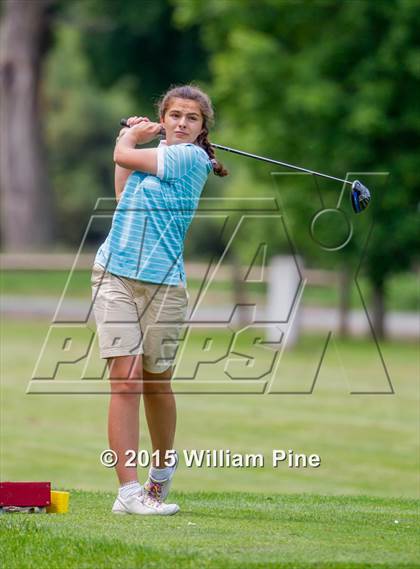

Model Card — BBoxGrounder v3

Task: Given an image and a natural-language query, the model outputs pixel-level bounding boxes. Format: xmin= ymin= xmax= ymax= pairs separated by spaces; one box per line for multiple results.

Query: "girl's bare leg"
xmin=142 ymin=367 xmax=176 ymax=467
xmin=107 ymin=355 xmax=142 ymax=484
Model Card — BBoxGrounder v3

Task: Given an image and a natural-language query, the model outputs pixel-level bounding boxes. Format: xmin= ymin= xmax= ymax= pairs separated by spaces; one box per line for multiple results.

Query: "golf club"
xmin=119 ymin=118 xmax=371 ymax=214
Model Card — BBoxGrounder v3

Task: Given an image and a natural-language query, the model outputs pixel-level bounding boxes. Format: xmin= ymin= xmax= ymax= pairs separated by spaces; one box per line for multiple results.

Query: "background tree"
xmin=43 ymin=20 xmax=136 ymax=247
xmin=0 ymin=0 xmax=57 ymax=250
xmin=173 ymin=0 xmax=420 ymax=338
xmin=76 ymin=0 xmax=209 ymax=102
xmin=0 ymin=0 xmax=211 ymax=249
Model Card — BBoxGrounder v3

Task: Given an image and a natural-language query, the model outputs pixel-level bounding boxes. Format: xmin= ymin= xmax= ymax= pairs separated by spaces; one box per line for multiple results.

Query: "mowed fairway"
xmin=1 ymin=320 xmax=419 ymax=567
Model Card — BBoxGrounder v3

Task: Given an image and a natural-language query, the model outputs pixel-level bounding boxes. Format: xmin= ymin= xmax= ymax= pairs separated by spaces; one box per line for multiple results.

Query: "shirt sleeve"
xmin=156 ymin=143 xmax=207 ymax=181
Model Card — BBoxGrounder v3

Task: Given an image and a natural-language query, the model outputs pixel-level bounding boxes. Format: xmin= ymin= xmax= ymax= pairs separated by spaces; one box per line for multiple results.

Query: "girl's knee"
xmin=142 ymin=367 xmax=173 ymax=394
xmin=109 ymin=378 xmax=142 ymax=395
xmin=108 ymin=355 xmax=143 ymax=381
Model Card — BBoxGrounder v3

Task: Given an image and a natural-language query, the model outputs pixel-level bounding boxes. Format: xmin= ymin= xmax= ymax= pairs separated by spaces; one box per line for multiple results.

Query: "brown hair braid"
xmin=157 ymin=84 xmax=229 ymax=177
xmin=195 ymin=128 xmax=229 ymax=177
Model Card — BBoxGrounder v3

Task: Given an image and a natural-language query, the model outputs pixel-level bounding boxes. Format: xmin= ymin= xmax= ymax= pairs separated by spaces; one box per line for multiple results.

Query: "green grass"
xmin=1 ymin=321 xmax=418 ymax=567
xmin=1 ymin=320 xmax=418 ymax=497
xmin=1 ymin=269 xmax=418 ymax=311
xmin=1 ymin=491 xmax=419 ymax=568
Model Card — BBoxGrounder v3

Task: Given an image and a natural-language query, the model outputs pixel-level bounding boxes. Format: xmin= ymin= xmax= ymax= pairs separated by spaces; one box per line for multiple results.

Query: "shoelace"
xmin=143 ymin=494 xmax=163 ymax=509
xmin=145 ymin=480 xmax=162 ymax=501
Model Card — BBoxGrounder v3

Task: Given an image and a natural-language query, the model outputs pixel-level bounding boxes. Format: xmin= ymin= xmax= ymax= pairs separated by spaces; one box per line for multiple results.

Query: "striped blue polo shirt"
xmin=95 ymin=141 xmax=212 ymax=286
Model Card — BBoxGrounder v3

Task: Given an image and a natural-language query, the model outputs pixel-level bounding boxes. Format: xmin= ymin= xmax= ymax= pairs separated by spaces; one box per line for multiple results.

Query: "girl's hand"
xmin=126 ymin=116 xmax=150 ymax=127
xmin=116 ymin=116 xmax=150 ymax=142
xmin=126 ymin=121 xmax=162 ymax=145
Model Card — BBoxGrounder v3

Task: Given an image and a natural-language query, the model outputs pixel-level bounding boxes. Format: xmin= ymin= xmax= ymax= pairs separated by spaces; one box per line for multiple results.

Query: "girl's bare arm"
xmin=114 ymin=164 xmax=133 ymax=202
xmin=113 ymin=116 xmax=159 ymax=199
xmin=114 ymin=122 xmax=161 ymax=174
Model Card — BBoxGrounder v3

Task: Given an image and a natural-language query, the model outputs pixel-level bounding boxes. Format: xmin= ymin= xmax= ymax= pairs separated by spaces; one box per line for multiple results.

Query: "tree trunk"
xmin=0 ymin=0 xmax=55 ymax=251
xmin=372 ymin=280 xmax=386 ymax=340
xmin=338 ymin=266 xmax=351 ymax=338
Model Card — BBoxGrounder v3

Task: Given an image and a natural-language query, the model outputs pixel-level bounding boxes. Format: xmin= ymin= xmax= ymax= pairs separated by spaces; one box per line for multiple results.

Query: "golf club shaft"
xmin=210 ymin=143 xmax=352 ymax=187
xmin=119 ymin=119 xmax=352 ymax=186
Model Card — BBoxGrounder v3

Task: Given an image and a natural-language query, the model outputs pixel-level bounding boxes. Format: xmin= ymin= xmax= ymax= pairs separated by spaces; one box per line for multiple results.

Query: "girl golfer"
xmin=91 ymin=85 xmax=227 ymax=515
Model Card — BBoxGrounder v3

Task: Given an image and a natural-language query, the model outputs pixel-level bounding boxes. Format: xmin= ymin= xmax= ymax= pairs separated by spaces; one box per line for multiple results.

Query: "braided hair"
xmin=157 ymin=85 xmax=229 ymax=177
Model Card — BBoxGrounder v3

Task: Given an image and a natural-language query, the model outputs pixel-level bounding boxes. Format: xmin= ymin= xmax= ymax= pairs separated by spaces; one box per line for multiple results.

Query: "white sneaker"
xmin=112 ymin=492 xmax=179 ymax=516
xmin=144 ymin=451 xmax=179 ymax=502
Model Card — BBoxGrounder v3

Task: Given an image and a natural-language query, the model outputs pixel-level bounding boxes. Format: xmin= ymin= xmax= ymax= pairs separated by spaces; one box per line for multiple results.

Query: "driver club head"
xmin=351 ymin=180 xmax=371 ymax=213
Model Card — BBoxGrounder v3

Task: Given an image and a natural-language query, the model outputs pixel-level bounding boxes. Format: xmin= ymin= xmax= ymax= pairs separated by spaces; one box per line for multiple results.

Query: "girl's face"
xmin=161 ymin=98 xmax=204 ymax=145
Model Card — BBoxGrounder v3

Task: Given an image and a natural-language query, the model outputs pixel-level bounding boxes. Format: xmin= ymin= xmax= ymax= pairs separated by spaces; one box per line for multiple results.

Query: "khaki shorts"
xmin=91 ymin=263 xmax=189 ymax=373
